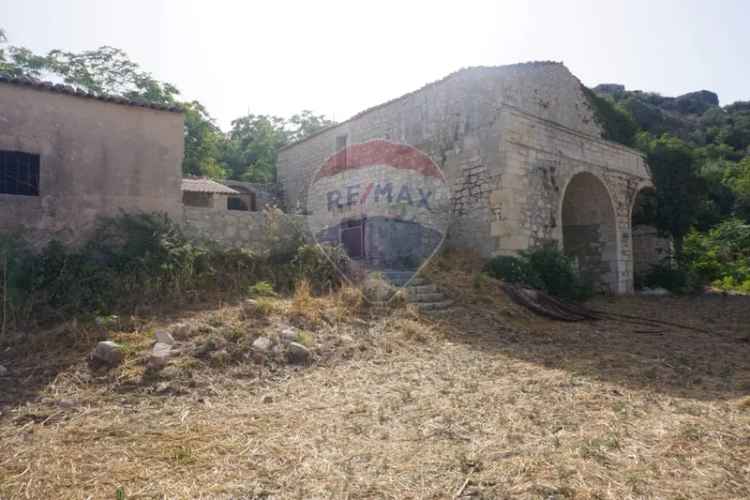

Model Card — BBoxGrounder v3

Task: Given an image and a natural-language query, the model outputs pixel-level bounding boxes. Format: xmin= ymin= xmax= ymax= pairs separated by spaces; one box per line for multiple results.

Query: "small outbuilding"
xmin=0 ymin=75 xmax=184 ymax=245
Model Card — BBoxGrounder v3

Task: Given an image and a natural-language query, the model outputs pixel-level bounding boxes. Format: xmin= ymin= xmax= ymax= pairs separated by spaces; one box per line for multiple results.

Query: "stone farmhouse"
xmin=0 ymin=75 xmax=289 ymax=252
xmin=0 ymin=75 xmax=184 ymax=244
xmin=0 ymin=62 xmax=661 ymax=294
xmin=279 ymin=62 xmax=657 ymax=293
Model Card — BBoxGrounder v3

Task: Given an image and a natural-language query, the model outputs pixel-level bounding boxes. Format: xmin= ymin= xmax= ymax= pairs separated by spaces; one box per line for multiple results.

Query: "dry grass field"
xmin=1 ymin=266 xmax=749 ymax=499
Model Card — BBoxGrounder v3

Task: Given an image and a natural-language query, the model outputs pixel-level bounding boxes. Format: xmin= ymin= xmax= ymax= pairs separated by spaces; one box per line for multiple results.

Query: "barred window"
xmin=0 ymin=150 xmax=40 ymax=196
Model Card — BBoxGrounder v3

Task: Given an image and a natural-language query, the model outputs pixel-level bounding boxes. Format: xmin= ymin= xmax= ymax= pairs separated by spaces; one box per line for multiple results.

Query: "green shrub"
xmin=682 ymin=219 xmax=750 ymax=292
xmin=246 ymin=281 xmax=277 ymax=298
xmin=483 ymin=244 xmax=592 ymax=301
xmin=482 ymin=255 xmax=543 ymax=289
xmin=0 ymin=213 xmax=351 ymax=329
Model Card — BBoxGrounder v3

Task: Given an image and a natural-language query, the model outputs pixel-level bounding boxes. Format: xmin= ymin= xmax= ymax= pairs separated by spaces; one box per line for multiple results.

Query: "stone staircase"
xmin=381 ymin=270 xmax=452 ymax=311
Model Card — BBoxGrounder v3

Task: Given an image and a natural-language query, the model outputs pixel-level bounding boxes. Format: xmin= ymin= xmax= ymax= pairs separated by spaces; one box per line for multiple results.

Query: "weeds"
xmin=0 ymin=213 xmax=350 ymax=331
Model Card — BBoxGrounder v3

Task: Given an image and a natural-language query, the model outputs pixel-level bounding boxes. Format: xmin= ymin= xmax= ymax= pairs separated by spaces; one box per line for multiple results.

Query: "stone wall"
xmin=494 ymin=107 xmax=652 ymax=292
xmin=632 ymin=225 xmax=672 ymax=280
xmin=278 ymin=62 xmax=653 ymax=293
xmin=0 ymin=83 xmax=184 ymax=246
xmin=183 ymin=207 xmax=306 ymax=252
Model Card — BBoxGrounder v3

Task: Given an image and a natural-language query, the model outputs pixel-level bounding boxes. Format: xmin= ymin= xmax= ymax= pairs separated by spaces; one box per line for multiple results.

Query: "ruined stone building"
xmin=0 ymin=75 xmax=184 ymax=244
xmin=278 ymin=62 xmax=656 ymax=293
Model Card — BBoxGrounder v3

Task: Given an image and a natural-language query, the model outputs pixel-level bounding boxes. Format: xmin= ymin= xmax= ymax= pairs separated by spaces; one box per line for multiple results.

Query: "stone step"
xmin=407 ymin=292 xmax=447 ymax=303
xmin=415 ymin=300 xmax=453 ymax=311
xmin=405 ymin=284 xmax=437 ymax=296
xmin=388 ymin=277 xmax=428 ymax=287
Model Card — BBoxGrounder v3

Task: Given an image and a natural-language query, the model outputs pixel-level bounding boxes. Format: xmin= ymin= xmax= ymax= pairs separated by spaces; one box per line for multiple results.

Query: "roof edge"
xmin=0 ymin=75 xmax=184 ymax=113
xmin=279 ymin=61 xmax=564 ymax=152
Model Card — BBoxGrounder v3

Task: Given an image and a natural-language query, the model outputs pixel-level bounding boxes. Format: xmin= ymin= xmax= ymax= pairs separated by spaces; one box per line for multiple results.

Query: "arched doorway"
xmin=630 ymin=187 xmax=670 ymax=287
xmin=561 ymin=172 xmax=618 ymax=292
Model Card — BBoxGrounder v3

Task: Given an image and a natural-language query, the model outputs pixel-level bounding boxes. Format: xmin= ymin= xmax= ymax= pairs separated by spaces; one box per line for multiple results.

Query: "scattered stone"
xmin=147 ymin=342 xmax=175 ymax=371
xmin=240 ymin=299 xmax=259 ymax=319
xmin=155 ymin=381 xmax=172 ymax=394
xmin=279 ymin=327 xmax=298 ymax=343
xmin=155 ymin=330 xmax=176 ymax=345
xmin=262 ymin=394 xmax=273 ymax=404
xmin=252 ymin=336 xmax=273 ymax=353
xmin=90 ymin=341 xmax=124 ymax=367
xmin=338 ymin=334 xmax=354 ymax=344
xmin=0 ymin=365 xmax=8 ymax=376
xmin=640 ymin=287 xmax=671 ymax=296
xmin=287 ymin=342 xmax=311 ymax=364
xmin=57 ymin=399 xmax=77 ymax=409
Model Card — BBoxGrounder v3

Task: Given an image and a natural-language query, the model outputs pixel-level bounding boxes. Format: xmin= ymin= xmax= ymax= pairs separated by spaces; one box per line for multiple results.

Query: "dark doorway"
xmin=341 ymin=218 xmax=365 ymax=259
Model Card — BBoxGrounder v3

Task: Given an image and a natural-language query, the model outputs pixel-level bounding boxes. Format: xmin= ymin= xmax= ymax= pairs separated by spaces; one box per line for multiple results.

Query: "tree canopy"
xmin=0 ymin=28 xmax=335 ymax=182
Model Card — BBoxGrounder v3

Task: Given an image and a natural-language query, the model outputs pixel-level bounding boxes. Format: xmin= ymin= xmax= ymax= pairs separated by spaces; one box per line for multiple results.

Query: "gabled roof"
xmin=181 ymin=178 xmax=239 ymax=194
xmin=0 ymin=75 xmax=183 ymax=113
xmin=279 ymin=61 xmax=564 ymax=151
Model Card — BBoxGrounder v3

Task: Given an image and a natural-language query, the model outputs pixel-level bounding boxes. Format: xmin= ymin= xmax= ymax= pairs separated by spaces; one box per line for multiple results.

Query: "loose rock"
xmin=147 ymin=342 xmax=175 ymax=371
xmin=0 ymin=365 xmax=8 ymax=376
xmin=279 ymin=327 xmax=298 ymax=343
xmin=90 ymin=341 xmax=124 ymax=367
xmin=252 ymin=336 xmax=273 ymax=353
xmin=155 ymin=330 xmax=176 ymax=345
xmin=287 ymin=342 xmax=311 ymax=364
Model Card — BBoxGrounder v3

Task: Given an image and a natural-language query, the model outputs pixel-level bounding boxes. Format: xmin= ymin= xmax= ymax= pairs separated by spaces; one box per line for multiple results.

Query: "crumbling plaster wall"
xmin=0 ymin=84 xmax=184 ymax=246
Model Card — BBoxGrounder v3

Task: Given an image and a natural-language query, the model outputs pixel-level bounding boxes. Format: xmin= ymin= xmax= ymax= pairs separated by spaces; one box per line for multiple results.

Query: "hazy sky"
xmin=1 ymin=0 xmax=747 ymax=129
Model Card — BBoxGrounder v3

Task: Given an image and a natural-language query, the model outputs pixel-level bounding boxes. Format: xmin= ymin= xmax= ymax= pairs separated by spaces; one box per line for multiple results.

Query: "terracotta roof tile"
xmin=181 ymin=178 xmax=239 ymax=194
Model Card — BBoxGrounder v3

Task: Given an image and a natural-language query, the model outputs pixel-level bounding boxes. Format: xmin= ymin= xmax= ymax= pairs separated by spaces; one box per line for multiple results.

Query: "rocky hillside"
xmin=593 ymin=83 xmax=750 ymax=156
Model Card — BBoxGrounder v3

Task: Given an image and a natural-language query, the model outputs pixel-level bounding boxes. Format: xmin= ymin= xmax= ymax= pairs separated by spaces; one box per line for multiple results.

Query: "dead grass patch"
xmin=1 ymin=282 xmax=749 ymax=499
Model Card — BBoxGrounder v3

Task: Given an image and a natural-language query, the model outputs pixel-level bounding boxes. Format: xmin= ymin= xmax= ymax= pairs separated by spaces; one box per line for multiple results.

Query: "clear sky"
xmin=1 ymin=0 xmax=747 ymax=129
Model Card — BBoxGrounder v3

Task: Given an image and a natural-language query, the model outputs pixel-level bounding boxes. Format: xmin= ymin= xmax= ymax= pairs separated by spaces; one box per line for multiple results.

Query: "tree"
xmin=221 ymin=114 xmax=288 ymax=182
xmin=0 ymin=31 xmax=179 ymax=105
xmin=644 ymin=135 xmax=705 ymax=255
xmin=182 ymin=101 xmax=226 ymax=178
xmin=286 ymin=110 xmax=335 ymax=143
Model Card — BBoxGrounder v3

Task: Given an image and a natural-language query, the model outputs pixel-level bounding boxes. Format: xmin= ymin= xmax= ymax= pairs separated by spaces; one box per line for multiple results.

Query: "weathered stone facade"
xmin=0 ymin=80 xmax=184 ymax=245
xmin=278 ymin=62 xmax=653 ymax=293
xmin=632 ymin=225 xmax=672 ymax=280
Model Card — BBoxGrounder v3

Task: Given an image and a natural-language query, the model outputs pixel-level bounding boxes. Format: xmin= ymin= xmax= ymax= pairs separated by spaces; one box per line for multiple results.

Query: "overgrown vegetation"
xmin=582 ymin=86 xmax=639 ymax=147
xmin=483 ymin=244 xmax=593 ymax=301
xmin=586 ymin=83 xmax=750 ymax=293
xmin=0 ymin=213 xmax=350 ymax=331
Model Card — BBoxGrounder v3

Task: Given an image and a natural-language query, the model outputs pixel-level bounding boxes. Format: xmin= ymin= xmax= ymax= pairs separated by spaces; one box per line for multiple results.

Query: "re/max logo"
xmin=326 ymin=182 xmax=433 ymax=211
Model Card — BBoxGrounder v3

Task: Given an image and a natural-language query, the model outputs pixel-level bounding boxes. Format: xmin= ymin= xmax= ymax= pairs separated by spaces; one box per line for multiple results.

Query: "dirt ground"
xmin=1 ymin=277 xmax=749 ymax=499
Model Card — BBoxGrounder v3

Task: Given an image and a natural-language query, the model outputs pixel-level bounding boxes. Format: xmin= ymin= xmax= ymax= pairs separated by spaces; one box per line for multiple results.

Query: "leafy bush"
xmin=483 ymin=255 xmax=542 ymax=289
xmin=0 ymin=212 xmax=351 ymax=329
xmin=483 ymin=244 xmax=592 ymax=301
xmin=682 ymin=218 xmax=750 ymax=292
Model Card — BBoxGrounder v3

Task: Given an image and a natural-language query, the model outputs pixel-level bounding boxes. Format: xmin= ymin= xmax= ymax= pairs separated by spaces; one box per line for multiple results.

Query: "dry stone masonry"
xmin=278 ymin=62 xmax=654 ymax=293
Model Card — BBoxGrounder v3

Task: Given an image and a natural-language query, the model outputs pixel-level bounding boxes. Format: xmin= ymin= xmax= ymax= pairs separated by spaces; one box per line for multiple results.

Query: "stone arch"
xmin=560 ymin=171 xmax=619 ymax=292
